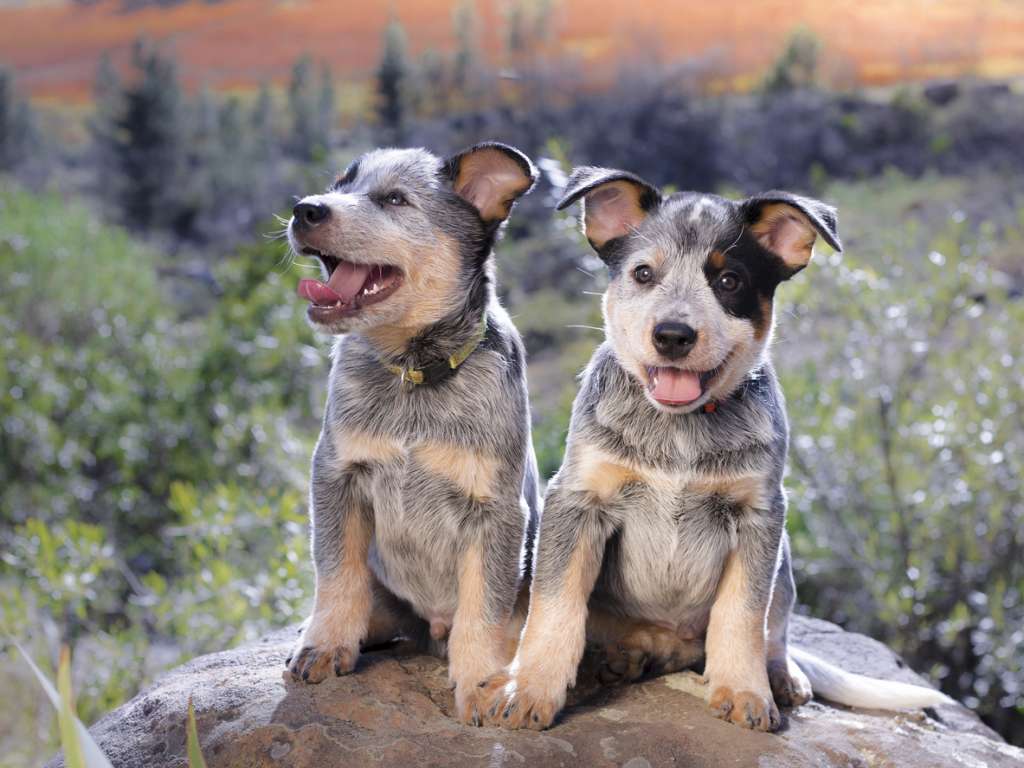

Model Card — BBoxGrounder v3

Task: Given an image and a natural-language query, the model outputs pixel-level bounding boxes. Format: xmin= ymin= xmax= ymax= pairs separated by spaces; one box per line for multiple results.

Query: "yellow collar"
xmin=382 ymin=313 xmax=488 ymax=386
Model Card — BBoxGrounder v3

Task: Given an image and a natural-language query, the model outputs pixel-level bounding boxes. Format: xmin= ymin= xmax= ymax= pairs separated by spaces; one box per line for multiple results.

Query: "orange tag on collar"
xmin=703 ymin=401 xmax=717 ymax=414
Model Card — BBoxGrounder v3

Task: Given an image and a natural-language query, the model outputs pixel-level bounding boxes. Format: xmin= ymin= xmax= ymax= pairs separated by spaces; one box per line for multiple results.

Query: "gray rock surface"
xmin=50 ymin=615 xmax=1023 ymax=768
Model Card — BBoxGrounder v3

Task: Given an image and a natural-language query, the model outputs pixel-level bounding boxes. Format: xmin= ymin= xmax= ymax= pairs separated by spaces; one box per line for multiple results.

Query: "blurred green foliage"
xmin=0 ymin=180 xmax=321 ymax=764
xmin=778 ymin=173 xmax=1024 ymax=739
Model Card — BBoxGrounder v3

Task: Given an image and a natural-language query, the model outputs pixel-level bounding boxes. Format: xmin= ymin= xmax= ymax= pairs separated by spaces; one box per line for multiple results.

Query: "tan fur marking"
xmin=704 ymin=550 xmax=771 ymax=710
xmin=572 ymin=444 xmax=673 ymax=501
xmin=479 ymin=536 xmax=602 ymax=728
xmin=575 ymin=450 xmax=640 ymax=503
xmin=307 ymin=510 xmax=374 ymax=642
xmin=754 ymin=296 xmax=774 ymax=341
xmin=449 ymin=542 xmax=509 ymax=721
xmin=332 ymin=429 xmax=404 ymax=467
xmin=364 ymin=233 xmax=462 ymax=355
xmin=516 ymin=536 xmax=596 ymax=690
xmin=690 ymin=474 xmax=768 ymax=511
xmin=709 ymin=249 xmax=727 ymax=269
xmin=414 ymin=441 xmax=499 ymax=501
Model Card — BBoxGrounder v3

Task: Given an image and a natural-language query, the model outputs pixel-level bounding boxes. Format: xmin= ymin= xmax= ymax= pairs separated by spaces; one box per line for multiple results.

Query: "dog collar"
xmin=702 ymin=401 xmax=718 ymax=414
xmin=382 ymin=313 xmax=488 ymax=387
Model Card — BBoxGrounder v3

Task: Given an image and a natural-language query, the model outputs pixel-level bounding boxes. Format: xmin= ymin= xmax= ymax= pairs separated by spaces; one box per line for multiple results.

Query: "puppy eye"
xmin=633 ymin=265 xmax=654 ymax=284
xmin=384 ymin=191 xmax=408 ymax=206
xmin=717 ymin=272 xmax=741 ymax=292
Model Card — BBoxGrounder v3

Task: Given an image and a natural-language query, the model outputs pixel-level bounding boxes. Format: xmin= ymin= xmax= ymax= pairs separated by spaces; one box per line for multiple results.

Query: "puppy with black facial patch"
xmin=479 ymin=166 xmax=950 ymax=731
xmin=284 ymin=142 xmax=541 ymax=726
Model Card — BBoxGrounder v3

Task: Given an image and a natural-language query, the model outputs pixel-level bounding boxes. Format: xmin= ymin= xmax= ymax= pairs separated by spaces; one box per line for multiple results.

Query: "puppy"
xmin=480 ymin=166 xmax=950 ymax=731
xmin=285 ymin=143 xmax=541 ymax=725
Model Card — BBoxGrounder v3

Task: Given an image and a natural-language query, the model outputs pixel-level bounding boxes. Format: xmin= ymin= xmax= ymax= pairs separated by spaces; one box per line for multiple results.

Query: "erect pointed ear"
xmin=742 ymin=191 xmax=842 ymax=274
xmin=442 ymin=142 xmax=537 ymax=224
xmin=556 ymin=166 xmax=661 ymax=250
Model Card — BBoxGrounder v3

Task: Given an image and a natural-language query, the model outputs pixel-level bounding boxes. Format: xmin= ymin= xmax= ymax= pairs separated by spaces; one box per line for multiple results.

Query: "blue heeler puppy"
xmin=479 ymin=166 xmax=951 ymax=731
xmin=285 ymin=143 xmax=541 ymax=725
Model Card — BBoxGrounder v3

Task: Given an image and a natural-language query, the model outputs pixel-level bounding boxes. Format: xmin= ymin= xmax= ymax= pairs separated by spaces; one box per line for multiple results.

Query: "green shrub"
xmin=778 ymin=175 xmax=1024 ymax=738
xmin=0 ymin=181 xmax=323 ymax=761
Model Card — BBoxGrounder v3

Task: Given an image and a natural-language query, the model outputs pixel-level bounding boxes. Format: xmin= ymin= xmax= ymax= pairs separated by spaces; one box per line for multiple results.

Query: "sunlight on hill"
xmin=1 ymin=0 xmax=1022 ymax=101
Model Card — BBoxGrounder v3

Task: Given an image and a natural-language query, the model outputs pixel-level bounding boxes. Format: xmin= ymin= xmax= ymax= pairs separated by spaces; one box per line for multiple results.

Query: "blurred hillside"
xmin=1 ymin=0 xmax=1023 ymax=102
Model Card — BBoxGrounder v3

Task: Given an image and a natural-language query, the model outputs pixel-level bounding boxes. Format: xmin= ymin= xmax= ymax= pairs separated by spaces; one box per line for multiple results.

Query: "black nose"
xmin=292 ymin=202 xmax=330 ymax=229
xmin=653 ymin=322 xmax=698 ymax=359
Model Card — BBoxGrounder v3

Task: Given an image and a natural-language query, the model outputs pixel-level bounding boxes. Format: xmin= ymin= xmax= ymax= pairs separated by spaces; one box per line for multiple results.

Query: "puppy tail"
xmin=790 ymin=646 xmax=953 ymax=710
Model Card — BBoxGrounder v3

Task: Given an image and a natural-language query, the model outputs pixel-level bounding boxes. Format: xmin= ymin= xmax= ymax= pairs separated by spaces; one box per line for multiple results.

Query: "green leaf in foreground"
xmin=57 ymin=646 xmax=85 ymax=768
xmin=12 ymin=640 xmax=115 ymax=768
xmin=187 ymin=697 xmax=209 ymax=768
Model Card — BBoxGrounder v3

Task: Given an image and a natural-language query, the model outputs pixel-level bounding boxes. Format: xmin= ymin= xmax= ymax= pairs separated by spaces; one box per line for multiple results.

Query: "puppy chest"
xmin=332 ymin=427 xmax=505 ymax=504
xmin=596 ymin=481 xmax=750 ymax=625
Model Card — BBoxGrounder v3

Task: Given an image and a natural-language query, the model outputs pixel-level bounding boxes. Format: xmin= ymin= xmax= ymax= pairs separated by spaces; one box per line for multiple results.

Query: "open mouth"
xmin=296 ymin=248 xmax=403 ymax=323
xmin=645 ymin=365 xmax=722 ymax=407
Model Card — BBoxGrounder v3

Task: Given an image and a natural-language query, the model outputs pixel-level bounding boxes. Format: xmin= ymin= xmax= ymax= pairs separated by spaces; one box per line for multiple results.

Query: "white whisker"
xmin=722 ymin=229 xmax=744 ymax=254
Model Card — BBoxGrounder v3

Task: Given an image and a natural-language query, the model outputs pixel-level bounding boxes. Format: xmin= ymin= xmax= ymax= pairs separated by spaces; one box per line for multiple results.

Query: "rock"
xmin=50 ymin=616 xmax=1022 ymax=768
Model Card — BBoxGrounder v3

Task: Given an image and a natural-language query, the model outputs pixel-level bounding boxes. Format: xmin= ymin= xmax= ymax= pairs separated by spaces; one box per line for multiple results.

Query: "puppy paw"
xmin=453 ymin=680 xmax=488 ymax=727
xmin=478 ymin=672 xmax=563 ymax=730
xmin=768 ymin=657 xmax=812 ymax=708
xmin=598 ymin=625 xmax=703 ymax=685
xmin=285 ymin=618 xmax=360 ymax=684
xmin=708 ymin=684 xmax=781 ymax=732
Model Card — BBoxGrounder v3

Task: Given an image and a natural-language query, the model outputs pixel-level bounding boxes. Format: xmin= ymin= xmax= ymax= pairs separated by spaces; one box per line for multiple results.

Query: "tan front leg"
xmin=288 ymin=509 xmax=374 ymax=682
xmin=448 ymin=542 xmax=511 ymax=725
xmin=703 ymin=549 xmax=780 ymax=731
xmin=479 ymin=531 xmax=602 ymax=730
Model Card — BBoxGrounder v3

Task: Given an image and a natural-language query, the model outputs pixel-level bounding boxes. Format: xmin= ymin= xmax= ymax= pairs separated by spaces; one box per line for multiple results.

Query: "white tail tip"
xmin=791 ymin=646 xmax=953 ymax=711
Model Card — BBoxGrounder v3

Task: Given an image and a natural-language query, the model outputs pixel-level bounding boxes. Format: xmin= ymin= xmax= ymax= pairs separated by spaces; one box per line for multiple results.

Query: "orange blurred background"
xmin=2 ymin=0 xmax=1022 ymax=103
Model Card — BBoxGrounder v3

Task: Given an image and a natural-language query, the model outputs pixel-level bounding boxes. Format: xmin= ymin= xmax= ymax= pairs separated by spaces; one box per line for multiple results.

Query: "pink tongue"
xmin=651 ymin=368 xmax=702 ymax=404
xmin=296 ymin=260 xmax=372 ymax=306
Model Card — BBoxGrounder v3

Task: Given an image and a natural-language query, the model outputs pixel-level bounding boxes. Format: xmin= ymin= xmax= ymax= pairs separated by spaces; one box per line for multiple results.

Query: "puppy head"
xmin=288 ymin=143 xmax=536 ymax=346
xmin=558 ymin=167 xmax=841 ymax=414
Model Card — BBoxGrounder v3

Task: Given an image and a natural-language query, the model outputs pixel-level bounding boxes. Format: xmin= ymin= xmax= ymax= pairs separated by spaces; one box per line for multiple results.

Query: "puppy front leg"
xmin=287 ymin=451 xmax=374 ymax=683
xmin=765 ymin=533 xmax=811 ymax=708
xmin=448 ymin=515 xmax=522 ymax=725
xmin=480 ymin=484 xmax=607 ymax=730
xmin=703 ymin=512 xmax=784 ymax=731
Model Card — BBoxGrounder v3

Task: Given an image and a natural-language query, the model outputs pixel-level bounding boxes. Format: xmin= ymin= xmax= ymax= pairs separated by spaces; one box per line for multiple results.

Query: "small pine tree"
xmin=0 ymin=68 xmax=35 ymax=172
xmin=251 ymin=82 xmax=276 ymax=159
xmin=451 ymin=1 xmax=478 ymax=98
xmin=90 ymin=53 xmax=122 ymax=207
xmin=505 ymin=3 xmax=525 ymax=58
xmin=114 ymin=41 xmax=188 ymax=231
xmin=317 ymin=64 xmax=336 ymax=155
xmin=762 ymin=27 xmax=821 ymax=93
xmin=287 ymin=55 xmax=328 ymax=161
xmin=376 ymin=19 xmax=409 ymax=143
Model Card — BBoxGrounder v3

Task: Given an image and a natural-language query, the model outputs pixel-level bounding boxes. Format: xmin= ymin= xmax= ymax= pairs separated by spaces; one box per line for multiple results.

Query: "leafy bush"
xmin=778 ymin=174 xmax=1024 ymax=739
xmin=0 ymin=181 xmax=322 ymax=761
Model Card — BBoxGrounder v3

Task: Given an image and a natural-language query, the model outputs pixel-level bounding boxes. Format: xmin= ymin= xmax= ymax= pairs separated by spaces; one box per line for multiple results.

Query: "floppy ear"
xmin=556 ymin=166 xmax=661 ymax=250
xmin=442 ymin=142 xmax=537 ymax=224
xmin=743 ymin=191 xmax=842 ymax=274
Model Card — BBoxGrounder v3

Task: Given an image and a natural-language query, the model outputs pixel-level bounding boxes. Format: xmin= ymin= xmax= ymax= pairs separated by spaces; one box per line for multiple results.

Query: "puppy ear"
xmin=556 ymin=166 xmax=661 ymax=250
xmin=743 ymin=191 xmax=842 ymax=274
xmin=442 ymin=142 xmax=537 ymax=224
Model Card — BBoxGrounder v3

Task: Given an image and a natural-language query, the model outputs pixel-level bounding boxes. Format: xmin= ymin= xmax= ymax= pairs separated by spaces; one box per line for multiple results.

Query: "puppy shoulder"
xmin=740 ymin=362 xmax=788 ymax=443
